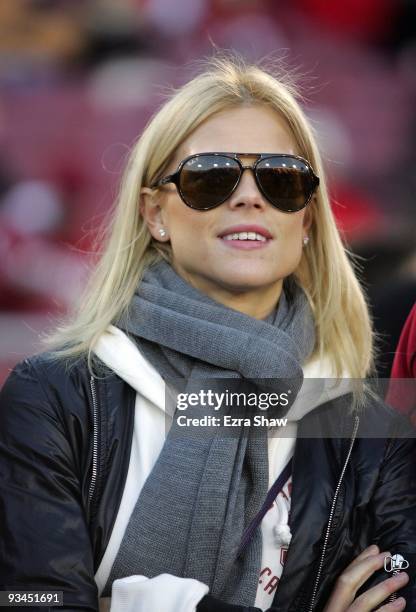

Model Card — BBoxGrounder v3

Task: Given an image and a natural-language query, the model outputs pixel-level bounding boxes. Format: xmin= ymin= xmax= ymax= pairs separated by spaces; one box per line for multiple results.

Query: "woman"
xmin=0 ymin=56 xmax=415 ymax=612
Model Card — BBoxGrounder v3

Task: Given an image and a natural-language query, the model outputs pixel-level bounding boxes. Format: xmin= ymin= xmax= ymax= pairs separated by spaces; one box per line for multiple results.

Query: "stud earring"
xmin=159 ymin=228 xmax=166 ymax=238
xmin=303 ymin=235 xmax=309 ymax=247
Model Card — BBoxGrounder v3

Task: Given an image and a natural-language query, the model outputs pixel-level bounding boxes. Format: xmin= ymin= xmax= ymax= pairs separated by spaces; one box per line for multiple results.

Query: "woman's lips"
xmin=220 ymin=239 xmax=270 ymax=250
xmin=218 ymin=225 xmax=273 ymax=239
xmin=217 ymin=225 xmax=273 ymax=249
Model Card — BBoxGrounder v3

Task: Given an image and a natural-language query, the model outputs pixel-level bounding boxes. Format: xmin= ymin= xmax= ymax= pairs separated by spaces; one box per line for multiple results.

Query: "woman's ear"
xmin=303 ymin=201 xmax=314 ymax=233
xmin=139 ymin=187 xmax=170 ymax=242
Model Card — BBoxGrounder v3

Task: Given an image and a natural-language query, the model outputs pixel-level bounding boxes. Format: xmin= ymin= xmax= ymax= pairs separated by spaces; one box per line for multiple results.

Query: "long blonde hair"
xmin=43 ymin=54 xmax=374 ymax=379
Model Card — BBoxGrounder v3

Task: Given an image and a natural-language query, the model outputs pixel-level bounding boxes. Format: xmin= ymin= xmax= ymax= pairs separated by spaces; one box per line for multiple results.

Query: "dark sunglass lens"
xmin=179 ymin=155 xmax=240 ymax=209
xmin=257 ymin=157 xmax=314 ymax=212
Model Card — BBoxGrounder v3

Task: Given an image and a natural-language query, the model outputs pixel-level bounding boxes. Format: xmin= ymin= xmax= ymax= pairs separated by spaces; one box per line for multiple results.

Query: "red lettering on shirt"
xmin=264 ymin=575 xmax=280 ymax=594
xmin=258 ymin=567 xmax=272 ymax=584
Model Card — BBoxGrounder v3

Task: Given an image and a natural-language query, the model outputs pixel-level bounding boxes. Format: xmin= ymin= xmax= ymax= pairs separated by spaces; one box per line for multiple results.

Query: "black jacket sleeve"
xmin=0 ymin=359 xmax=98 ymax=611
xmin=360 ymin=433 xmax=416 ymax=607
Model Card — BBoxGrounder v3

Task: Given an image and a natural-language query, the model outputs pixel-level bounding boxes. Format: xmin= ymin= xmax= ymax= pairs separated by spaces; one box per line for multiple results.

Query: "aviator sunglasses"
xmin=151 ymin=152 xmax=320 ymax=213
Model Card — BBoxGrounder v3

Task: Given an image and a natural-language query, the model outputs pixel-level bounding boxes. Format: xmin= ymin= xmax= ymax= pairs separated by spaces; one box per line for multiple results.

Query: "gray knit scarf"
xmin=103 ymin=260 xmax=316 ymax=606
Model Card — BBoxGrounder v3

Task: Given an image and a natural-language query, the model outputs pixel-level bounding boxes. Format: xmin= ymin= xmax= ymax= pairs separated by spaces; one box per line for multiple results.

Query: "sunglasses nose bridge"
xmin=237 ymin=161 xmax=263 ymax=190
xmin=226 ymin=163 xmax=268 ymax=210
xmin=239 ymin=156 xmax=258 ymax=171
xmin=238 ymin=164 xmax=255 ymax=185
xmin=233 ymin=161 xmax=259 ymax=192
xmin=239 ymin=165 xmax=257 ymax=184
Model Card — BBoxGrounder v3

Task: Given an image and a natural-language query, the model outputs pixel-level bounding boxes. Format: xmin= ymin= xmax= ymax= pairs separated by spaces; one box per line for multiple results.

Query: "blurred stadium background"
xmin=0 ymin=0 xmax=415 ymax=386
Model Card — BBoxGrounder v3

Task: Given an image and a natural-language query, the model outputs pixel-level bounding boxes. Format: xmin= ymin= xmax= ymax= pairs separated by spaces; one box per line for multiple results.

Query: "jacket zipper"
xmin=389 ymin=575 xmax=398 ymax=603
xmin=307 ymin=414 xmax=360 ymax=612
xmin=88 ymin=376 xmax=99 ymax=506
xmin=384 ymin=554 xmax=410 ymax=604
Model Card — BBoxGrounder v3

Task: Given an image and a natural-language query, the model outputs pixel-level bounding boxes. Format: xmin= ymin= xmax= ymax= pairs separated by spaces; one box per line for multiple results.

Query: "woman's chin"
xmin=211 ymin=274 xmax=283 ymax=295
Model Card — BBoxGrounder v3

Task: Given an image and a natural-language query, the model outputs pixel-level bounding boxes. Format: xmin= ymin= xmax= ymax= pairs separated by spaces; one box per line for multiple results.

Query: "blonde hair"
xmin=43 ymin=54 xmax=374 ymax=380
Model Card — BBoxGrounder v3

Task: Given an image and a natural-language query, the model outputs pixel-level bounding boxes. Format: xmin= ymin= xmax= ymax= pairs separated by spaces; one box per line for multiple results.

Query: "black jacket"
xmin=1 ymin=353 xmax=416 ymax=612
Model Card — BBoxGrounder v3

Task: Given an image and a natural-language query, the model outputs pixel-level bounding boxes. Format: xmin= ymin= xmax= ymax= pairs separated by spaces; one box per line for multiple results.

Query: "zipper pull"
xmin=384 ymin=553 xmax=410 ymax=573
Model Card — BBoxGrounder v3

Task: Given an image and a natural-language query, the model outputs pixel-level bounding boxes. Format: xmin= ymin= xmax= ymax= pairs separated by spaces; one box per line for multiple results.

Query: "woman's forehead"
xmin=175 ymin=105 xmax=298 ymax=163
